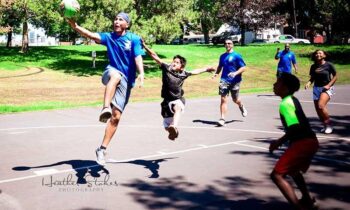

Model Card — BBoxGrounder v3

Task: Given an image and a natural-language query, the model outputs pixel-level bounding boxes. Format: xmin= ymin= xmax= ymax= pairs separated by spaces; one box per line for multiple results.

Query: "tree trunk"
xmin=201 ymin=18 xmax=210 ymax=44
xmin=240 ymin=0 xmax=247 ymax=46
xmin=6 ymin=31 xmax=12 ymax=47
xmin=21 ymin=21 xmax=29 ymax=53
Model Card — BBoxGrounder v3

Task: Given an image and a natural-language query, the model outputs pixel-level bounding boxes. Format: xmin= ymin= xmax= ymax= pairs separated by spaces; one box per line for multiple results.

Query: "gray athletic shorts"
xmin=219 ymin=81 xmax=241 ymax=100
xmin=102 ymin=65 xmax=131 ymax=113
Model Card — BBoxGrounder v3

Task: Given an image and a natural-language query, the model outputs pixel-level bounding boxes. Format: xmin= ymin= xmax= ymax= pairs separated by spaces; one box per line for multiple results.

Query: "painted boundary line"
xmin=1 ymin=124 xmax=349 ymax=141
xmin=261 ymin=97 xmax=350 ymax=106
xmin=1 ymin=136 xmax=349 ymax=185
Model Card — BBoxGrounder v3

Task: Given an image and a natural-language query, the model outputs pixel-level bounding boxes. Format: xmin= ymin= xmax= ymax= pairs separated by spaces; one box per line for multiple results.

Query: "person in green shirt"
xmin=270 ymin=73 xmax=319 ymax=210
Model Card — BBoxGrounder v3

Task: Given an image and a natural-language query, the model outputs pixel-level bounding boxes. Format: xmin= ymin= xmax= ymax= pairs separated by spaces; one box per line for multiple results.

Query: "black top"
xmin=309 ymin=62 xmax=336 ymax=87
xmin=279 ymin=95 xmax=316 ymax=143
xmin=160 ymin=63 xmax=192 ymax=101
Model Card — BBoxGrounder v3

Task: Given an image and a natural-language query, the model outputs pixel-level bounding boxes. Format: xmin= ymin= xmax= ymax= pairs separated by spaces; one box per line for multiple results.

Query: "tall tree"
xmin=193 ymin=0 xmax=221 ymax=44
xmin=218 ymin=0 xmax=280 ymax=45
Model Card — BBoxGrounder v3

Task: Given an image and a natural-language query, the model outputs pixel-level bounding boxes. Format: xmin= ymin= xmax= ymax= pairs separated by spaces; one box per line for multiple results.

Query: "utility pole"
xmin=292 ymin=0 xmax=298 ymax=37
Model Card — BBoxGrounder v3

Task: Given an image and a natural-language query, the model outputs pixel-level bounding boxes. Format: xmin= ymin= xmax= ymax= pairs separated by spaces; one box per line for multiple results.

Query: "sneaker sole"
xmin=168 ymin=126 xmax=178 ymax=140
xmin=99 ymin=112 xmax=112 ymax=123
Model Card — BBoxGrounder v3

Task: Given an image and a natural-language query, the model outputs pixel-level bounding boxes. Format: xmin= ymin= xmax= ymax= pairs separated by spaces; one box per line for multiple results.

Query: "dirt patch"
xmin=0 ymin=67 xmax=272 ymax=107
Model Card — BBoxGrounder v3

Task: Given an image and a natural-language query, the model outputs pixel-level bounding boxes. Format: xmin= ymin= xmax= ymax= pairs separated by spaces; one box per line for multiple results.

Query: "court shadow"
xmin=193 ymin=119 xmax=242 ymax=126
xmin=112 ymin=158 xmax=176 ymax=179
xmin=122 ymin=175 xmax=291 ymax=210
xmin=12 ymin=159 xmax=109 ymax=184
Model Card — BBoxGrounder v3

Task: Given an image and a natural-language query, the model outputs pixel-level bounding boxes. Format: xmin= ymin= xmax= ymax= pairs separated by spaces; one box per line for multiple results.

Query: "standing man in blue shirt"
xmin=213 ymin=39 xmax=248 ymax=126
xmin=67 ymin=13 xmax=144 ymax=165
xmin=275 ymin=43 xmax=298 ymax=77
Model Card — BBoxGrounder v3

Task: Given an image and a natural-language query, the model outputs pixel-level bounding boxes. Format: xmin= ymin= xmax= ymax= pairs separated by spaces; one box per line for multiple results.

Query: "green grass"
xmin=0 ymin=44 xmax=349 ymax=113
xmin=0 ymin=101 xmax=101 ymax=114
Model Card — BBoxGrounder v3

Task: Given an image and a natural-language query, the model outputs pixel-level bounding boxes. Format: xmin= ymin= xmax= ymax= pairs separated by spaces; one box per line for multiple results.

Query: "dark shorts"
xmin=161 ymin=98 xmax=185 ymax=118
xmin=274 ymin=137 xmax=319 ymax=175
xmin=219 ymin=81 xmax=240 ymax=100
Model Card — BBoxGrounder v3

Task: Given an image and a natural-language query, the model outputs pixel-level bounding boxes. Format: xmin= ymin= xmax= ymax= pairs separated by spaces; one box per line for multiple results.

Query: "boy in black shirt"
xmin=142 ymin=41 xmax=214 ymax=140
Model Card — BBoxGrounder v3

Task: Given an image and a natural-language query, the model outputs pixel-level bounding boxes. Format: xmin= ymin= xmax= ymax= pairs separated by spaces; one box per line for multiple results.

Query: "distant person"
xmin=66 ymin=13 xmax=144 ymax=165
xmin=212 ymin=39 xmax=248 ymax=126
xmin=305 ymin=50 xmax=337 ymax=134
xmin=270 ymin=73 xmax=319 ymax=210
xmin=275 ymin=43 xmax=298 ymax=77
xmin=142 ymin=40 xmax=215 ymax=140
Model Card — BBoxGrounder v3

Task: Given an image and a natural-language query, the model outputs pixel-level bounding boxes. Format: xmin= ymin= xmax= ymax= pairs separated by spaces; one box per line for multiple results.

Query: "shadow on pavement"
xmin=12 ymin=160 xmax=109 ymax=184
xmin=122 ymin=175 xmax=291 ymax=210
xmin=193 ymin=119 xmax=242 ymax=126
xmin=111 ymin=158 xmax=176 ymax=179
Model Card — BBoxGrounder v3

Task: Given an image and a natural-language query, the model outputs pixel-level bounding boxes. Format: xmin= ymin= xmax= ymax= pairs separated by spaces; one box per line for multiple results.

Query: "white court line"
xmin=1 ymin=137 xmax=348 ymax=185
xmin=1 ymin=124 xmax=349 ymax=141
xmin=233 ymin=141 xmax=350 ymax=165
xmin=0 ymin=140 xmax=245 ymax=184
xmin=261 ymin=97 xmax=350 ymax=106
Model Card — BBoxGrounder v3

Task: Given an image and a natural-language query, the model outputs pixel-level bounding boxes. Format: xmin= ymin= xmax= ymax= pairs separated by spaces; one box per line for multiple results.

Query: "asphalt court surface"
xmin=0 ymin=85 xmax=349 ymax=210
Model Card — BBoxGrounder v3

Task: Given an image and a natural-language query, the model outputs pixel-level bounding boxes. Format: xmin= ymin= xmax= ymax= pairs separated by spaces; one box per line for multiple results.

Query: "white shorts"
xmin=313 ymin=86 xmax=334 ymax=100
xmin=162 ymin=99 xmax=185 ymax=128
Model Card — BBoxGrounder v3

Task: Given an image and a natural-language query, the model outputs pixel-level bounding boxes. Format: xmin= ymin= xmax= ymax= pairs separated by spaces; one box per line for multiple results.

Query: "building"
xmin=0 ymin=23 xmax=59 ymax=46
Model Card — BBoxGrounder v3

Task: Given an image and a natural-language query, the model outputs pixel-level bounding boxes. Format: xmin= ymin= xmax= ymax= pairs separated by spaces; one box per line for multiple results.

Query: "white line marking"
xmin=8 ymin=131 xmax=26 ymax=135
xmin=262 ymin=97 xmax=350 ymax=106
xmin=1 ymin=124 xmax=349 ymax=141
xmin=233 ymin=141 xmax=350 ymax=165
xmin=33 ymin=169 xmax=59 ymax=176
xmin=1 ymin=137 xmax=348 ymax=184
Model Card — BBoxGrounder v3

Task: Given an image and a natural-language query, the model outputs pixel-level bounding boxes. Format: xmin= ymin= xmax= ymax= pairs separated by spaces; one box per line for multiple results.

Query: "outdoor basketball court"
xmin=0 ymin=85 xmax=349 ymax=210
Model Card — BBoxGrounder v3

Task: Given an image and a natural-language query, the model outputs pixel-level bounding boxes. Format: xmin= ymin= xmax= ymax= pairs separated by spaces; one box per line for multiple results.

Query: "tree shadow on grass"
xmin=0 ymin=46 xmax=167 ymax=76
xmin=12 ymin=159 xmax=109 ymax=184
xmin=298 ymin=47 xmax=350 ymax=65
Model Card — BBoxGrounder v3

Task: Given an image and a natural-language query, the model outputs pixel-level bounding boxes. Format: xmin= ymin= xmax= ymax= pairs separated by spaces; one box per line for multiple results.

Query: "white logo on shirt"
xmin=125 ymin=40 xmax=131 ymax=51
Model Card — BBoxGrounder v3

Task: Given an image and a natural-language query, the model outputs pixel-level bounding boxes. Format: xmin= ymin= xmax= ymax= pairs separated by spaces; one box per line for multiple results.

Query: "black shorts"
xmin=161 ymin=98 xmax=186 ymax=118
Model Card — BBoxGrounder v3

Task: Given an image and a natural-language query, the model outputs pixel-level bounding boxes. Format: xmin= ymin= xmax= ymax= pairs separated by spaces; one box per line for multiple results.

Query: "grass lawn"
xmin=0 ymin=44 xmax=349 ymax=113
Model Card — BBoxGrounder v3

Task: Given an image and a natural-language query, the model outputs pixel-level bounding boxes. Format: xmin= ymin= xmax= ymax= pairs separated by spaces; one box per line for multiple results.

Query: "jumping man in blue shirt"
xmin=275 ymin=43 xmax=298 ymax=77
xmin=67 ymin=13 xmax=144 ymax=165
xmin=213 ymin=39 xmax=248 ymax=126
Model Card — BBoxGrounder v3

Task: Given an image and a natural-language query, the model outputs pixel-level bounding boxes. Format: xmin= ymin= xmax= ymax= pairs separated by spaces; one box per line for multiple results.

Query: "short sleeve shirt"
xmin=160 ymin=63 xmax=192 ymax=101
xmin=218 ymin=52 xmax=246 ymax=84
xmin=98 ymin=31 xmax=144 ymax=86
xmin=276 ymin=51 xmax=296 ymax=73
xmin=279 ymin=95 xmax=316 ymax=142
xmin=309 ymin=62 xmax=336 ymax=87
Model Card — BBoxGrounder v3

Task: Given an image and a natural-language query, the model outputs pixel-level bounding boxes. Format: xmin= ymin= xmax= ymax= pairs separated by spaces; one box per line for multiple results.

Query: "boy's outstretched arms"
xmin=67 ymin=19 xmax=101 ymax=43
xmin=190 ymin=67 xmax=216 ymax=75
xmin=141 ymin=39 xmax=162 ymax=65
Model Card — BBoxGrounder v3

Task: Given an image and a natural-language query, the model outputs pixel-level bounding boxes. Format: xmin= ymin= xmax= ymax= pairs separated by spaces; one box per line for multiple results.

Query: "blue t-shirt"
xmin=276 ymin=51 xmax=296 ymax=73
xmin=99 ymin=31 xmax=144 ymax=86
xmin=219 ymin=51 xmax=246 ymax=83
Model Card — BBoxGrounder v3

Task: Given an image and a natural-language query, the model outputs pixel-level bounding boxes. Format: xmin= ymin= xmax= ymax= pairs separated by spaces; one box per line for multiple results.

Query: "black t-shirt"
xmin=309 ymin=62 xmax=336 ymax=87
xmin=160 ymin=63 xmax=192 ymax=101
xmin=280 ymin=95 xmax=316 ymax=142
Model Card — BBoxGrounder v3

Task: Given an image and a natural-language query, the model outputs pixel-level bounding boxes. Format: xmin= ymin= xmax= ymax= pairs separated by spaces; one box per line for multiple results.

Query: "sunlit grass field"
xmin=0 ymin=44 xmax=349 ymax=113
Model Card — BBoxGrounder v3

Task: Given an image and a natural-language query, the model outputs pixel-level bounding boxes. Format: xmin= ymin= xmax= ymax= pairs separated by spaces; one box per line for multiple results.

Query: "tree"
xmin=0 ymin=0 xmax=21 ymax=47
xmin=218 ymin=0 xmax=280 ymax=45
xmin=193 ymin=0 xmax=221 ymax=44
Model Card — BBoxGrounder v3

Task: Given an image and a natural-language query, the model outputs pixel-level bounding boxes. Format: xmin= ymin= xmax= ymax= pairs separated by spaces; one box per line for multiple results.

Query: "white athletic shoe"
xmin=321 ymin=125 xmax=333 ymax=134
xmin=99 ymin=107 xmax=112 ymax=123
xmin=95 ymin=148 xmax=107 ymax=166
xmin=217 ymin=118 xmax=225 ymax=126
xmin=239 ymin=105 xmax=248 ymax=117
